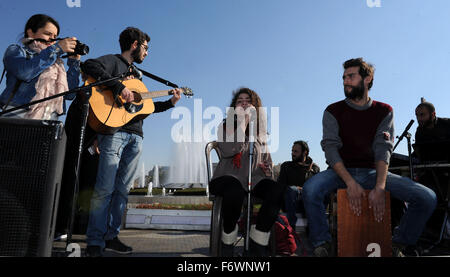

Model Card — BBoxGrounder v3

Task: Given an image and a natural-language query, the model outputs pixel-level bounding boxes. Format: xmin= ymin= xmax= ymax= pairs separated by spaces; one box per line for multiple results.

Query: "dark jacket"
xmin=277 ymin=157 xmax=320 ymax=188
xmin=415 ymin=117 xmax=450 ymax=144
xmin=414 ymin=117 xmax=450 ymax=162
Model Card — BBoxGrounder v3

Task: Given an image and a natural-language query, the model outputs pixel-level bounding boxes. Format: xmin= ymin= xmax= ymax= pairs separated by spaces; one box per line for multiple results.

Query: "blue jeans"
xmin=284 ymin=186 xmax=303 ymax=229
xmin=302 ymin=168 xmax=437 ymax=248
xmin=86 ymin=131 xmax=142 ymax=247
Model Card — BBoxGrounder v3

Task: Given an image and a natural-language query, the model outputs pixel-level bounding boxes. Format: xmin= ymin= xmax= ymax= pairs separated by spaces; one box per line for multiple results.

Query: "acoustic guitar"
xmin=86 ymin=77 xmax=193 ymax=134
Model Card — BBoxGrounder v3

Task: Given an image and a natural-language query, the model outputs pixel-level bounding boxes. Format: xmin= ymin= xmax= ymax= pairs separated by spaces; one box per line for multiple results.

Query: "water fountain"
xmin=126 ymin=142 xmax=212 ymax=231
xmin=146 ymin=181 xmax=153 ymax=197
xmin=141 ymin=162 xmax=145 ymax=188
xmin=153 ymin=164 xmax=159 ymax=188
xmin=167 ymin=141 xmax=208 ymax=188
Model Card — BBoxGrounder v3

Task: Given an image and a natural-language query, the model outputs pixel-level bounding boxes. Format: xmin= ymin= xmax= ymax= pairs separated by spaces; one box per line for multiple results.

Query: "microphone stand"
xmin=393 ymin=120 xmax=415 ymax=179
xmin=245 ymin=120 xmax=255 ymax=255
xmin=0 ymin=71 xmax=133 ymax=255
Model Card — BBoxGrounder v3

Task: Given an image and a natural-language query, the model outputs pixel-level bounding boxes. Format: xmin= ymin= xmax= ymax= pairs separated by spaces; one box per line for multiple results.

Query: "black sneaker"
xmin=313 ymin=241 xmax=332 ymax=257
xmin=392 ymin=243 xmax=406 ymax=257
xmin=105 ymin=237 xmax=133 ymax=254
xmin=403 ymin=245 xmax=421 ymax=256
xmin=86 ymin=245 xmax=103 ymax=257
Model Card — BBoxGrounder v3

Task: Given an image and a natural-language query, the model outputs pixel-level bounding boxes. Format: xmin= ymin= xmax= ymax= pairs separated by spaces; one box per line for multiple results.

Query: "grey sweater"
xmin=321 ymin=98 xmax=395 ymax=168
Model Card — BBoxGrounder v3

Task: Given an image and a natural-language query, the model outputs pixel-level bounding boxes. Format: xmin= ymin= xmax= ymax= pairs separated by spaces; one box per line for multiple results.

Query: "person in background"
xmin=278 ymin=140 xmax=320 ymax=231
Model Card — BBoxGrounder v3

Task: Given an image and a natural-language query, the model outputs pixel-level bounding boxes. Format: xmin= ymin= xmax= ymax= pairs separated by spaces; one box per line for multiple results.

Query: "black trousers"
xmin=55 ymin=98 xmax=99 ymax=235
xmin=209 ymin=176 xmax=285 ymax=234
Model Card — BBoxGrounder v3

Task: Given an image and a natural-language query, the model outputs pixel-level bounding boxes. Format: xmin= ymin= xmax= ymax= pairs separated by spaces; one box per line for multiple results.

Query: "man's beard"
xmin=419 ymin=117 xmax=434 ymax=128
xmin=131 ymin=47 xmax=144 ymax=64
xmin=292 ymin=155 xmax=304 ymax=163
xmin=344 ymin=80 xmax=365 ymax=100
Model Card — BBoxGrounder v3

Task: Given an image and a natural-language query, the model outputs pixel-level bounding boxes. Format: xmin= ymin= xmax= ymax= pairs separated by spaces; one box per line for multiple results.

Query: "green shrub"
xmin=129 ymin=187 xmax=207 ymax=196
xmin=136 ymin=203 xmax=212 ymax=210
xmin=173 ymin=188 xmax=207 ymax=196
xmin=129 ymin=187 xmax=163 ymax=195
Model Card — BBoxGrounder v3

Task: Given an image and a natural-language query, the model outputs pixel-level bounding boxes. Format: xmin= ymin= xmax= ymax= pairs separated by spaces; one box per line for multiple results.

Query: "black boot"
xmin=249 ymin=239 xmax=268 ymax=257
xmin=248 ymin=225 xmax=270 ymax=257
xmin=221 ymin=242 xmax=234 ymax=257
xmin=221 ymin=225 xmax=238 ymax=257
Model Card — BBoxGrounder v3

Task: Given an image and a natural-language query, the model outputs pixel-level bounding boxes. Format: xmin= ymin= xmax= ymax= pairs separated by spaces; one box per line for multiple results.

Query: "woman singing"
xmin=210 ymin=87 xmax=285 ymax=257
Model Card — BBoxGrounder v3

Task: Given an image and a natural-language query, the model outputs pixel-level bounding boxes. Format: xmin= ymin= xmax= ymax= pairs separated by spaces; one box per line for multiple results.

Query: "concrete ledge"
xmin=125 ymin=208 xmax=308 ymax=232
xmin=127 ymin=195 xmax=210 ymax=208
xmin=126 ymin=209 xmax=211 ymax=231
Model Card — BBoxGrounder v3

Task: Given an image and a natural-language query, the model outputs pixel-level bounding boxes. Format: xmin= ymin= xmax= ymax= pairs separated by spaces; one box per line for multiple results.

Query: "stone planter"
xmin=127 ymin=195 xmax=210 ymax=208
xmin=125 ymin=208 xmax=211 ymax=231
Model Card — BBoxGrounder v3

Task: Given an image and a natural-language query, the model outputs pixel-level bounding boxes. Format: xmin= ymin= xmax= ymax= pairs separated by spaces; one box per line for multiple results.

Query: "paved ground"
xmin=52 ymin=228 xmax=450 ymax=257
xmin=52 ymin=229 xmax=314 ymax=257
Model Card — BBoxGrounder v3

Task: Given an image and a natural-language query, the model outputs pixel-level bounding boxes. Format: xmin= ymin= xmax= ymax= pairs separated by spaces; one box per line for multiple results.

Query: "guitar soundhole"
xmin=124 ymin=103 xmax=144 ymax=114
xmin=133 ymin=92 xmax=143 ymax=102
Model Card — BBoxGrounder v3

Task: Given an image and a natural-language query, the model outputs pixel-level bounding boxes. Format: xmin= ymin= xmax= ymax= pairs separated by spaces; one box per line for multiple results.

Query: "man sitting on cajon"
xmin=302 ymin=58 xmax=437 ymax=257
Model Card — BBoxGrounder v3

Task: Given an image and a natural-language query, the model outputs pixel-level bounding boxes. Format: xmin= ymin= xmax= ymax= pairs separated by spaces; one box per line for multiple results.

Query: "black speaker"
xmin=0 ymin=118 xmax=66 ymax=256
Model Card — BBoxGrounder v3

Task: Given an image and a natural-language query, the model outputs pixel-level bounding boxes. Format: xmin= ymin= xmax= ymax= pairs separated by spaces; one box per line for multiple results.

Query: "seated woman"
xmin=209 ymin=87 xmax=285 ymax=257
xmin=0 ymin=14 xmax=80 ymax=119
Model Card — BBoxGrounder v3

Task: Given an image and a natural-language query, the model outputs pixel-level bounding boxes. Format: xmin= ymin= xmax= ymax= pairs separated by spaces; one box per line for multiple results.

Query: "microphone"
xmin=393 ymin=119 xmax=415 ymax=151
xmin=404 ymin=119 xmax=415 ymax=133
xmin=129 ymin=65 xmax=143 ymax=80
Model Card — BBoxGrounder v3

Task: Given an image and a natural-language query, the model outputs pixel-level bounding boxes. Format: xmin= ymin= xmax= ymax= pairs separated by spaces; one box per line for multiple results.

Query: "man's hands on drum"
xmin=368 ymin=187 xmax=386 ymax=222
xmin=346 ymin=181 xmax=385 ymax=222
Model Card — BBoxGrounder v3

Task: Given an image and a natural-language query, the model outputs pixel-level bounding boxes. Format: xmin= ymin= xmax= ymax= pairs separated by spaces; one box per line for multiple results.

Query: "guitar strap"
xmin=135 ymin=66 xmax=179 ymax=89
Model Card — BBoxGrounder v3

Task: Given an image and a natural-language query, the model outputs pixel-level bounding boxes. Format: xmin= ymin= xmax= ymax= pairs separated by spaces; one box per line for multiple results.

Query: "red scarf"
xmin=232 ymin=152 xmax=242 ymax=169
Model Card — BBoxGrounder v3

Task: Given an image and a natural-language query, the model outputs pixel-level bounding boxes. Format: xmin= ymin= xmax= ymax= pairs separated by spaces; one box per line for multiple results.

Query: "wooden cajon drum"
xmin=337 ymin=189 xmax=392 ymax=257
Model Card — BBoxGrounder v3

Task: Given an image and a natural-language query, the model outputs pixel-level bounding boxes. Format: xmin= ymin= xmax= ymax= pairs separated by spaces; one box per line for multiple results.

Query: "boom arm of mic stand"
xmin=393 ymin=120 xmax=415 ymax=152
xmin=0 ymin=73 xmax=132 ymax=116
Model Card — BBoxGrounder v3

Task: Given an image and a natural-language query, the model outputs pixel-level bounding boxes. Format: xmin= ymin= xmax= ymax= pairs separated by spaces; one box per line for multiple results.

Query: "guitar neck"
xmin=140 ymin=90 xmax=173 ymax=99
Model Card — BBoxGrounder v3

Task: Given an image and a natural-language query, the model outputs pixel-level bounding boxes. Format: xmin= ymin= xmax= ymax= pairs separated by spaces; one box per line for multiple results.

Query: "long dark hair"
xmin=224 ymin=87 xmax=266 ymax=139
xmin=24 ymin=14 xmax=60 ymax=38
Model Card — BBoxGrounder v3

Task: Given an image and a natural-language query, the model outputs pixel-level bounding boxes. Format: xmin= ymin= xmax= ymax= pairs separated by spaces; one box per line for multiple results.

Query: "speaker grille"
xmin=0 ymin=118 xmax=65 ymax=256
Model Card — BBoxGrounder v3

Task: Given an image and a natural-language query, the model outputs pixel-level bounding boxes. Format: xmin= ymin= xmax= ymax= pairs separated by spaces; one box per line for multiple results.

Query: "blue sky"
xmin=1 ymin=0 xmax=450 ymax=174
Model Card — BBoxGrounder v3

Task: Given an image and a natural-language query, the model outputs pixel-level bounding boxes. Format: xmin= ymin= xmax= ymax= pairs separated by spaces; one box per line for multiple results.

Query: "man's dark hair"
xmin=416 ymin=101 xmax=435 ymax=114
xmin=24 ymin=14 xmax=60 ymax=38
xmin=293 ymin=140 xmax=309 ymax=155
xmin=343 ymin=58 xmax=375 ymax=90
xmin=119 ymin=27 xmax=150 ymax=53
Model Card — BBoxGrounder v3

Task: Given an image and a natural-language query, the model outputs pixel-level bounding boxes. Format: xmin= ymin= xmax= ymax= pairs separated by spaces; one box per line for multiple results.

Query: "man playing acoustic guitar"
xmin=81 ymin=27 xmax=182 ymax=257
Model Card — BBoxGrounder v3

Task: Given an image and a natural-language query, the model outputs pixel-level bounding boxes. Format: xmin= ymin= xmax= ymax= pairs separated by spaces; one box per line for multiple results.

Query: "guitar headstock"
xmin=181 ymin=87 xmax=194 ymax=98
